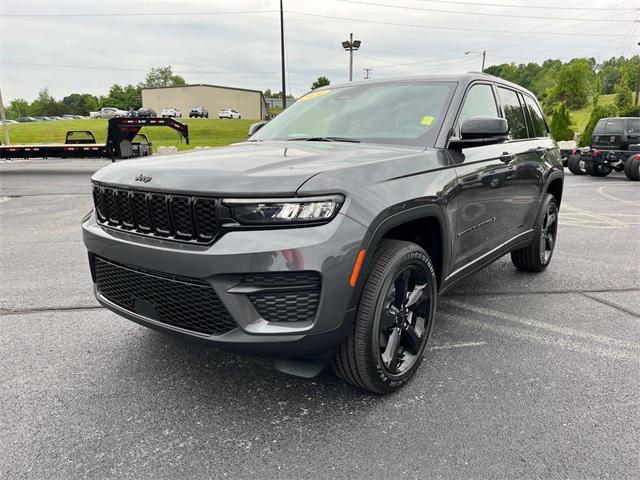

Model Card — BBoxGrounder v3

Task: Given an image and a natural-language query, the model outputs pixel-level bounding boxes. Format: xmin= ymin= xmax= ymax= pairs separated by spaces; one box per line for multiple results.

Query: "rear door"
xmin=451 ymin=83 xmax=518 ymax=272
xmin=520 ymin=94 xmax=556 ymax=228
xmin=495 ymin=87 xmax=540 ymax=235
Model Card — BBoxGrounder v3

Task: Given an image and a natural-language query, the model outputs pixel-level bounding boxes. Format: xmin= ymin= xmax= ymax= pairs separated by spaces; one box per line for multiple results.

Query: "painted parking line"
xmin=428 ymin=341 xmax=487 ymax=350
xmin=440 ymin=311 xmax=640 ymax=363
xmin=444 ymin=299 xmax=640 ymax=352
xmin=597 ymin=186 xmax=640 ymax=207
xmin=560 ymin=203 xmax=637 ymax=228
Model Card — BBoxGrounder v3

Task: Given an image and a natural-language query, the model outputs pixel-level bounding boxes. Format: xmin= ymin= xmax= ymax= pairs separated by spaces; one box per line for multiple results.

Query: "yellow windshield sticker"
xmin=299 ymin=89 xmax=332 ymax=102
xmin=421 ymin=115 xmax=435 ymax=126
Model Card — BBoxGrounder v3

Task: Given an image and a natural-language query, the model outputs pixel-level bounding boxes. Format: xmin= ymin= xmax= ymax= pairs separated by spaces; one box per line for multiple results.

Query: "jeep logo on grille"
xmin=134 ymin=174 xmax=152 ymax=183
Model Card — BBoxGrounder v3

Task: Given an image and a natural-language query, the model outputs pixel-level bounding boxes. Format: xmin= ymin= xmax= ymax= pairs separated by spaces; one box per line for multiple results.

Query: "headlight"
xmin=223 ymin=195 xmax=344 ymax=225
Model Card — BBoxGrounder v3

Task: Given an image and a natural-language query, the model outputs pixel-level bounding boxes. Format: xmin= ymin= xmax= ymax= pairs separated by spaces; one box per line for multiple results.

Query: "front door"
xmin=450 ymin=83 xmax=518 ymax=272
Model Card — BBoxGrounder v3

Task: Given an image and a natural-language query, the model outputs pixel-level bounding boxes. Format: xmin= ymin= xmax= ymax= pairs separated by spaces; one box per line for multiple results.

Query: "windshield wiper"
xmin=287 ymin=136 xmax=361 ymax=143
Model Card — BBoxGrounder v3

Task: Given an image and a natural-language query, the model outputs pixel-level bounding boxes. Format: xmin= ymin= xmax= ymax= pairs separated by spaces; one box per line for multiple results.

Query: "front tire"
xmin=332 ymin=240 xmax=437 ymax=394
xmin=511 ymin=194 xmax=558 ymax=272
xmin=568 ymin=156 xmax=587 ymax=175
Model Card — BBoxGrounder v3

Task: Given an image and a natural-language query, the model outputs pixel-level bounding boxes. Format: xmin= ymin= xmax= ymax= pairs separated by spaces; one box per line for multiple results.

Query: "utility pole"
xmin=465 ymin=49 xmax=486 ymax=72
xmin=342 ymin=33 xmax=362 ymax=82
xmin=280 ymin=0 xmax=286 ymax=109
xmin=635 ymin=42 xmax=640 ymax=106
xmin=363 ymin=68 xmax=373 ymax=80
xmin=0 ymin=87 xmax=9 ymax=146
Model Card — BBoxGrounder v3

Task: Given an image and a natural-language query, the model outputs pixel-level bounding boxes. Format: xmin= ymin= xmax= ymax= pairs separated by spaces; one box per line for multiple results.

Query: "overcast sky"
xmin=1 ymin=0 xmax=638 ymax=102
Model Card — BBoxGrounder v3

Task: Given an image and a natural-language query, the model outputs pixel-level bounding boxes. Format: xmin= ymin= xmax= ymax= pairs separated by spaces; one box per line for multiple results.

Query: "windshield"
xmin=252 ymin=81 xmax=456 ymax=147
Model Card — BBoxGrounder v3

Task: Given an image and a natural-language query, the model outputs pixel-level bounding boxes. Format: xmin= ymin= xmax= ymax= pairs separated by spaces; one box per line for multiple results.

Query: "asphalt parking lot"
xmin=1 ymin=159 xmax=638 ymax=479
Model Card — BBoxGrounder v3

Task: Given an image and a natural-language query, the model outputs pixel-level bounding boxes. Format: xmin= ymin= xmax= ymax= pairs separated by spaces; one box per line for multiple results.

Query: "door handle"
xmin=499 ymin=152 xmax=515 ymax=163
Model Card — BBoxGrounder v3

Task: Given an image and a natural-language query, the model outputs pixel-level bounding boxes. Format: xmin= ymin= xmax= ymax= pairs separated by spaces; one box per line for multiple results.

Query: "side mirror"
xmin=248 ymin=121 xmax=268 ymax=137
xmin=449 ymin=116 xmax=509 ymax=149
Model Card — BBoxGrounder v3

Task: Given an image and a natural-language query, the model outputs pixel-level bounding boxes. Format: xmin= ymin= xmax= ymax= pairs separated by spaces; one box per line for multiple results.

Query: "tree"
xmin=5 ymin=98 xmax=30 ymax=119
xmin=139 ymin=66 xmax=186 ymax=89
xmin=549 ymin=102 xmax=574 ymax=141
xmin=311 ymin=76 xmax=330 ymax=90
xmin=548 ymin=59 xmax=593 ymax=109
xmin=29 ymin=88 xmax=68 ymax=116
xmin=614 ymin=81 xmax=633 ymax=110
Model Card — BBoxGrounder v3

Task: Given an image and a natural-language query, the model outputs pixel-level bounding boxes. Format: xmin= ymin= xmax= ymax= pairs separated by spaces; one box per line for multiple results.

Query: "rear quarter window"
xmin=497 ymin=87 xmax=528 ymax=140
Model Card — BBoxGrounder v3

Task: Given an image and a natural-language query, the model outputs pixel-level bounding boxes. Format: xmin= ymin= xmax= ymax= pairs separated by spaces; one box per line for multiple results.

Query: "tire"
xmin=568 ymin=155 xmax=587 ymax=175
xmin=586 ymin=160 xmax=612 ymax=177
xmin=511 ymin=194 xmax=558 ymax=272
xmin=332 ymin=240 xmax=437 ymax=394
xmin=624 ymin=155 xmax=640 ymax=181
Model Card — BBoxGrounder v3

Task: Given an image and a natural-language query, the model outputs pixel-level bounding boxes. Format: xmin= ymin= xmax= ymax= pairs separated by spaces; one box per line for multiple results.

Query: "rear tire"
xmin=586 ymin=160 xmax=612 ymax=177
xmin=511 ymin=194 xmax=558 ymax=273
xmin=332 ymin=240 xmax=437 ymax=394
xmin=568 ymin=156 xmax=586 ymax=175
xmin=624 ymin=155 xmax=640 ymax=181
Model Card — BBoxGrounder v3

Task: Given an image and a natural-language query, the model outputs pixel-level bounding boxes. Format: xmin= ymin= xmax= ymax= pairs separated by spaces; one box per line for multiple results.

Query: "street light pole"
xmin=0 ymin=87 xmax=9 ymax=146
xmin=342 ymin=33 xmax=362 ymax=82
xmin=635 ymin=42 xmax=640 ymax=106
xmin=280 ymin=0 xmax=286 ymax=109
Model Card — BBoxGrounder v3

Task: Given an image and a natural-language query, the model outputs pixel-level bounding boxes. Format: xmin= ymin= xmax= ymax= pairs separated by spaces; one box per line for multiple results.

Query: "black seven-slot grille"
xmin=92 ymin=183 xmax=218 ymax=243
xmin=243 ymin=272 xmax=321 ymax=323
xmin=94 ymin=256 xmax=236 ymax=335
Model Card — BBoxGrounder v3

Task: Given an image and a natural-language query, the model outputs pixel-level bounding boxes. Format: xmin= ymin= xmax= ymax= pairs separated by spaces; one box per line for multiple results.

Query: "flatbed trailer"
xmin=0 ymin=117 xmax=189 ymax=161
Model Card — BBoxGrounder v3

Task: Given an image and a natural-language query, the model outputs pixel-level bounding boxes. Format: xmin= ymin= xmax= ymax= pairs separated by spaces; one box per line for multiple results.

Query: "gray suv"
xmin=84 ymin=74 xmax=563 ymax=393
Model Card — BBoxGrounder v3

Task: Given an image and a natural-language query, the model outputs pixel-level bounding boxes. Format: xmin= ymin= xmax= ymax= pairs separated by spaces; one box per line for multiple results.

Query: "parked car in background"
xmin=189 ymin=106 xmax=209 ymax=118
xmin=137 ymin=107 xmax=157 ymax=118
xmin=16 ymin=117 xmax=38 ymax=123
xmin=161 ymin=107 xmax=182 ymax=118
xmin=62 ymin=114 xmax=77 ymax=120
xmin=33 ymin=116 xmax=53 ymax=121
xmin=1 ymin=119 xmax=18 ymax=124
xmin=95 ymin=108 xmax=128 ymax=119
xmin=218 ymin=108 xmax=241 ymax=119
xmin=50 ymin=116 xmax=66 ymax=121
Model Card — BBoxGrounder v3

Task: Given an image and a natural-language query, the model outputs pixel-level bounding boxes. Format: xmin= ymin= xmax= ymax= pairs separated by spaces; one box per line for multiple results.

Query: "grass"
xmin=570 ymin=94 xmax=615 ymax=133
xmin=2 ymin=118 xmax=257 ymax=151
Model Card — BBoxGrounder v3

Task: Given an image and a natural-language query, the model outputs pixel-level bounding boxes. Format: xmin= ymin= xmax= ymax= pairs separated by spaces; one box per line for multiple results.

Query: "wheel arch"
xmin=347 ymin=204 xmax=450 ymax=310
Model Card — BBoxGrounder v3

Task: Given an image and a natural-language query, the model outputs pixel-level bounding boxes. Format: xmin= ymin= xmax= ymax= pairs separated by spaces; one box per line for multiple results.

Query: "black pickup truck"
xmin=568 ymin=117 xmax=640 ymax=181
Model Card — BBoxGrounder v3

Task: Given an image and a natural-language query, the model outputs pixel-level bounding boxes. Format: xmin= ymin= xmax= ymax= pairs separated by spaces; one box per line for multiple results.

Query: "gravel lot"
xmin=1 ymin=159 xmax=639 ymax=479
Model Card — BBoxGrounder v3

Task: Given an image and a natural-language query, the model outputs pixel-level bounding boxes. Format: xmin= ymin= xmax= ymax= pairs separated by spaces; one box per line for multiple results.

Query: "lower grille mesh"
xmin=245 ymin=272 xmax=321 ymax=323
xmin=94 ymin=256 xmax=236 ymax=335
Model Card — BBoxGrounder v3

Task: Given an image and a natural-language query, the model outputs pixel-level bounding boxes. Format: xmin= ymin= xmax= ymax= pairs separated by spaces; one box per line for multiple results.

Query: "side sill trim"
xmin=443 ymin=229 xmax=533 ymax=282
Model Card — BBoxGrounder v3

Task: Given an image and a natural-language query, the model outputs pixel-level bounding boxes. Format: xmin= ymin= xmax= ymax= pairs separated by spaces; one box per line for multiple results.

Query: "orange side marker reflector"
xmin=349 ymin=249 xmax=366 ymax=287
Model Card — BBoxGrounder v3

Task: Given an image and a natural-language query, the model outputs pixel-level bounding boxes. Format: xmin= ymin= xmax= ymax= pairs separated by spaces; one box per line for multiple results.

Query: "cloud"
xmin=0 ymin=0 xmax=634 ymax=102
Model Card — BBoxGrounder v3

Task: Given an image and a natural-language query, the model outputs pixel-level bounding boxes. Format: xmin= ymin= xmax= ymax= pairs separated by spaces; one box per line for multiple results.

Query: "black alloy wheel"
xmin=378 ymin=264 xmax=432 ymax=376
xmin=539 ymin=199 xmax=558 ymax=266
xmin=511 ymin=194 xmax=559 ymax=272
xmin=333 ymin=240 xmax=437 ymax=394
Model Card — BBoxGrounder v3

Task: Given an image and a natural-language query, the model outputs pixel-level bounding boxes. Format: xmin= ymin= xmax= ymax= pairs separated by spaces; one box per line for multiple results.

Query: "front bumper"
xmin=82 ymin=211 xmax=368 ymax=357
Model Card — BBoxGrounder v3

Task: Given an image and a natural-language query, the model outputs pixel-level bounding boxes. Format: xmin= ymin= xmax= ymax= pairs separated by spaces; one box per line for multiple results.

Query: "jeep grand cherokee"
xmin=83 ymin=74 xmax=563 ymax=394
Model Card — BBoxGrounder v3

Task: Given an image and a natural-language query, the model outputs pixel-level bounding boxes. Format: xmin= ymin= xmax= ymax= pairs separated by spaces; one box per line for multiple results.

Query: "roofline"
xmin=141 ymin=83 xmax=265 ymax=96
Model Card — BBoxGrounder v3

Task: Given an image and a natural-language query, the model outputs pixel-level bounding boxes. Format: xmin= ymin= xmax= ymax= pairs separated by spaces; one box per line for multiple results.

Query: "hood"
xmin=91 ymin=141 xmax=425 ymax=196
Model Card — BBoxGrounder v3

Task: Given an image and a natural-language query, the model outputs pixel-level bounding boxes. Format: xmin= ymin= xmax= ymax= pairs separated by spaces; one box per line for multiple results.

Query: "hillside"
xmin=570 ymin=94 xmax=615 ymax=134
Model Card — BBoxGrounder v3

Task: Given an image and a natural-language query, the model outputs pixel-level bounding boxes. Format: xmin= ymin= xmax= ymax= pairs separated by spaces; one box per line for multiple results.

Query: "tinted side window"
xmin=458 ymin=84 xmax=498 ymax=128
xmin=628 ymin=119 xmax=640 ymax=133
xmin=523 ymin=95 xmax=549 ymax=138
xmin=497 ymin=87 xmax=528 ymax=140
